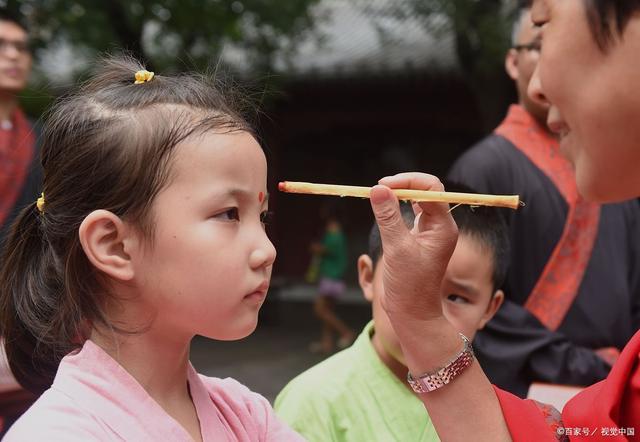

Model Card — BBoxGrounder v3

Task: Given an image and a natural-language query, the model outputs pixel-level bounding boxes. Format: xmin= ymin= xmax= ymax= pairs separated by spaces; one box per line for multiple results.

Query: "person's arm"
xmin=629 ymin=201 xmax=640 ymax=330
xmin=369 ymin=173 xmax=556 ymax=442
xmin=476 ymin=299 xmax=612 ymax=394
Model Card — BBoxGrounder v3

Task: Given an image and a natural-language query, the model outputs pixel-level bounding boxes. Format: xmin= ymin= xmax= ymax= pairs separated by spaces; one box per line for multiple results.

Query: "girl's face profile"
xmin=530 ymin=0 xmax=640 ymax=202
xmin=131 ymin=130 xmax=276 ymax=341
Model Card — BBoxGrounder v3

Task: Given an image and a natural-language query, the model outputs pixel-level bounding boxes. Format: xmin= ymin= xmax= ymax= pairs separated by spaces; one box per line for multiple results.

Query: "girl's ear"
xmin=79 ymin=210 xmax=136 ymax=282
xmin=357 ymin=254 xmax=375 ymax=303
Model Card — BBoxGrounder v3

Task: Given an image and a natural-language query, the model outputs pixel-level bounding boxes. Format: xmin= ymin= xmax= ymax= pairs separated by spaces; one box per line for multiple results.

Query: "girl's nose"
xmin=249 ymin=232 xmax=277 ymax=270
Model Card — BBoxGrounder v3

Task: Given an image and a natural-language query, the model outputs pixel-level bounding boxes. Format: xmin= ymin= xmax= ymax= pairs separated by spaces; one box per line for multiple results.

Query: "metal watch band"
xmin=407 ymin=333 xmax=474 ymax=393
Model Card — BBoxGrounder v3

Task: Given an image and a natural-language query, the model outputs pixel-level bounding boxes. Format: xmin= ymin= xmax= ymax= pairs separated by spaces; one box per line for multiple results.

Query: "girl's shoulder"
xmin=198 ymin=375 xmax=270 ymax=410
xmin=196 ymin=374 xmax=305 ymax=441
xmin=4 ymin=387 xmax=114 ymax=441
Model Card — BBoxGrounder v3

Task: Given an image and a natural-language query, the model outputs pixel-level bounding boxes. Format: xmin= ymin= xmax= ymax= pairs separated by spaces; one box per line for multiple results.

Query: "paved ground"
xmin=190 ymin=292 xmax=371 ymax=403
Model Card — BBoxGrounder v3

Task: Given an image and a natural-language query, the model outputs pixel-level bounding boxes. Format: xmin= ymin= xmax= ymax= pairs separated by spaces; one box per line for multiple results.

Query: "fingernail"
xmin=413 ymin=212 xmax=422 ymax=229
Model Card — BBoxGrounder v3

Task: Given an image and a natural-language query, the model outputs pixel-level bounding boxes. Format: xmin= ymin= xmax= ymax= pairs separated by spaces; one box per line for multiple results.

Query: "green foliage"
xmin=390 ymin=0 xmax=514 ymax=77
xmin=380 ymin=0 xmax=518 ymax=129
xmin=4 ymin=0 xmax=321 ymax=73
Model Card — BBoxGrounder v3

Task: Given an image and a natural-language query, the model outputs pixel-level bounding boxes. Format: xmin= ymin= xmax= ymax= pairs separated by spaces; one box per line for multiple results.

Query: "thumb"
xmin=370 ymin=185 xmax=409 ymax=246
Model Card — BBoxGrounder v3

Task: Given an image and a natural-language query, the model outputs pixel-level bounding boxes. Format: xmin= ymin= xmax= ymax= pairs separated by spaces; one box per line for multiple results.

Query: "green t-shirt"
xmin=318 ymin=230 xmax=348 ymax=279
xmin=275 ymin=321 xmax=440 ymax=442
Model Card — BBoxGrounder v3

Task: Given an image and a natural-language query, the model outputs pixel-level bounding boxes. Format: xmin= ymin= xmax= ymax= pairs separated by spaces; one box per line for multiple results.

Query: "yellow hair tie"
xmin=134 ymin=70 xmax=154 ymax=84
xmin=36 ymin=192 xmax=45 ymax=213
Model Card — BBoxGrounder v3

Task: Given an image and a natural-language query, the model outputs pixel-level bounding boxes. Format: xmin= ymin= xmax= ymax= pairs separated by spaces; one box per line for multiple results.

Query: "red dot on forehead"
xmin=258 ymin=191 xmax=264 ymax=203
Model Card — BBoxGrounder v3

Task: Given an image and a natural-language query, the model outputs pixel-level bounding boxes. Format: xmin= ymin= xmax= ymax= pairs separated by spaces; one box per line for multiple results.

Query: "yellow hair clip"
xmin=134 ymin=70 xmax=154 ymax=84
xmin=36 ymin=192 xmax=45 ymax=213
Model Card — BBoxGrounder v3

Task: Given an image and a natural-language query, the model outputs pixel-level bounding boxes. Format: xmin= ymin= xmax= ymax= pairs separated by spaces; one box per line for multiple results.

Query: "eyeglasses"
xmin=0 ymin=38 xmax=30 ymax=55
xmin=513 ymin=40 xmax=541 ymax=53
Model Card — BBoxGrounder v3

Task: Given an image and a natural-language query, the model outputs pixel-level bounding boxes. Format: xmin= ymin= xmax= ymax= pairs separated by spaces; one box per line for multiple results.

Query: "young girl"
xmin=0 ymin=56 xmax=303 ymax=441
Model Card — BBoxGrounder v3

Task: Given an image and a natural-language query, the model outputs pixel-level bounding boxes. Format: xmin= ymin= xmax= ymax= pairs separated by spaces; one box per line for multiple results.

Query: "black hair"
xmin=0 ymin=7 xmax=29 ymax=33
xmin=514 ymin=1 xmax=640 ymax=50
xmin=368 ymin=182 xmax=510 ymax=291
xmin=583 ymin=0 xmax=640 ymax=49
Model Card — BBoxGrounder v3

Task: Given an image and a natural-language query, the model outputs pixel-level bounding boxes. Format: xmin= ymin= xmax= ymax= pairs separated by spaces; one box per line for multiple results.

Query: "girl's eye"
xmin=214 ymin=208 xmax=240 ymax=221
xmin=260 ymin=211 xmax=274 ymax=226
xmin=447 ymin=294 xmax=469 ymax=304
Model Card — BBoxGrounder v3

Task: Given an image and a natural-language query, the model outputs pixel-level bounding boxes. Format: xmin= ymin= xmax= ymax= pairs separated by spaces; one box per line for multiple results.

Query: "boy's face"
xmin=441 ymin=234 xmax=504 ymax=340
xmin=359 ymin=233 xmax=503 ymax=366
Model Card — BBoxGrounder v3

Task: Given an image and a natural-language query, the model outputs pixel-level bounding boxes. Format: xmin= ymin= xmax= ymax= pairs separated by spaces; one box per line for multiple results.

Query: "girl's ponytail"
xmin=0 ymin=202 xmax=66 ymax=394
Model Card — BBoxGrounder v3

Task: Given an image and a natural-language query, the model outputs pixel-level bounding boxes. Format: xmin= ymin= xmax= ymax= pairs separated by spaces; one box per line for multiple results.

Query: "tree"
xmin=5 ymin=0 xmax=322 ymax=73
xmin=364 ymin=0 xmax=517 ymax=129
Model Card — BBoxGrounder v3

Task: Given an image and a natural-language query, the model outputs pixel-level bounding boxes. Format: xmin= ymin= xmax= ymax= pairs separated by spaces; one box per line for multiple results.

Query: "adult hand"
xmin=370 ymin=174 xmax=512 ymax=442
xmin=369 ymin=173 xmax=458 ymax=323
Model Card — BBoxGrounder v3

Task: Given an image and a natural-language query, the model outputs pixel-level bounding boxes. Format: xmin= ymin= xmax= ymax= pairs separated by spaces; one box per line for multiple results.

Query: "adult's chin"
xmin=0 ymin=80 xmax=27 ymax=93
xmin=576 ymin=162 xmax=639 ymax=203
xmin=575 ymin=170 xmax=609 ymax=203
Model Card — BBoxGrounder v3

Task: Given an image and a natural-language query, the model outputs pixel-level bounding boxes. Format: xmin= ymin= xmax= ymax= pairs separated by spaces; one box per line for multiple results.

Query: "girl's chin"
xmin=204 ymin=319 xmax=259 ymax=341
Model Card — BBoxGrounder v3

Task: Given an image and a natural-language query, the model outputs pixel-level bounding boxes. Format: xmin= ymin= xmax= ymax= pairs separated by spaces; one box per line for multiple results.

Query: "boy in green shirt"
xmin=275 ymin=195 xmax=508 ymax=441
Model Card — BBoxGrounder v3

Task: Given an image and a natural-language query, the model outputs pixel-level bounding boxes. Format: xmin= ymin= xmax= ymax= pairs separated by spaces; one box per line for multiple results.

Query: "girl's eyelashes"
xmin=446 ymin=294 xmax=469 ymax=304
xmin=260 ymin=210 xmax=274 ymax=226
xmin=212 ymin=208 xmax=272 ymax=225
xmin=213 ymin=207 xmax=240 ymax=221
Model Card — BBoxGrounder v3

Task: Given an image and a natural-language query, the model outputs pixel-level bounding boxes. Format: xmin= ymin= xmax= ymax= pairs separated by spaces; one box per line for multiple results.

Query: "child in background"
xmin=309 ymin=209 xmax=354 ymax=354
xmin=275 ymin=194 xmax=508 ymax=442
xmin=0 ymin=56 xmax=303 ymax=441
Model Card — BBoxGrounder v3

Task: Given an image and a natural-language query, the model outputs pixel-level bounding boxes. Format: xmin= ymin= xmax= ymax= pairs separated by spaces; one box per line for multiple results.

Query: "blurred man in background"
xmin=0 ymin=8 xmax=40 ymax=435
xmin=0 ymin=8 xmax=41 ymax=246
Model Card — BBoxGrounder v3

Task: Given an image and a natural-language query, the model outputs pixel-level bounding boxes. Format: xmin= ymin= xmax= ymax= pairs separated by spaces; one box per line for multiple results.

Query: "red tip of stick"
xmin=278 ymin=182 xmax=286 ymax=191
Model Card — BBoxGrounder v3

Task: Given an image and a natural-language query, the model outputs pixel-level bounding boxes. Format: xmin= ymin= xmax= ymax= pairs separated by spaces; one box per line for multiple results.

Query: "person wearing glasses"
xmin=0 ymin=7 xmax=40 ymax=436
xmin=447 ymin=3 xmax=640 ymax=398
xmin=0 ymin=8 xmax=41 ymax=247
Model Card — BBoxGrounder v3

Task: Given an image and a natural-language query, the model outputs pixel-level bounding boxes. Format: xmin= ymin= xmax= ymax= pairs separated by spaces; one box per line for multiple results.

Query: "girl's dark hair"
xmin=0 ymin=55 xmax=254 ymax=394
xmin=583 ymin=0 xmax=640 ymax=49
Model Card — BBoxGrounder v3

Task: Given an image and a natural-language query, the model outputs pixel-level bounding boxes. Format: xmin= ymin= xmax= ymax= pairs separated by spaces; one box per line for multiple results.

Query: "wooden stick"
xmin=278 ymin=181 xmax=521 ymax=210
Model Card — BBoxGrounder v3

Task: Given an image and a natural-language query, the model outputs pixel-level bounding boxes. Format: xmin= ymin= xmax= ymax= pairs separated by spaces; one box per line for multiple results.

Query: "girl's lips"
xmin=243 ymin=291 xmax=267 ymax=302
xmin=244 ymin=281 xmax=269 ymax=301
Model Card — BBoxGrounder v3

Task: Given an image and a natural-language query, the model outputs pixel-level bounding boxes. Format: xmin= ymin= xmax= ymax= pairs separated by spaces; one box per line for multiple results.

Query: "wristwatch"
xmin=407 ymin=333 xmax=474 ymax=393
